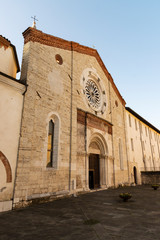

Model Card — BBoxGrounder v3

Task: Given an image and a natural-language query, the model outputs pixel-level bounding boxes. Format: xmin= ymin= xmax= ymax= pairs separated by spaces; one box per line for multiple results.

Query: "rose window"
xmin=81 ymin=68 xmax=107 ymax=114
xmin=85 ymin=80 xmax=101 ymax=110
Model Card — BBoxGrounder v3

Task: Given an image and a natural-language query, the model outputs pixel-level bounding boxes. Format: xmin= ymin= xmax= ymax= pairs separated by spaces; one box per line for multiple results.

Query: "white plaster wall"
xmin=126 ymin=110 xmax=160 ymax=184
xmin=0 ymin=81 xmax=24 ymax=200
xmin=0 ymin=46 xmax=17 ymax=78
xmin=126 ymin=112 xmax=144 ymax=184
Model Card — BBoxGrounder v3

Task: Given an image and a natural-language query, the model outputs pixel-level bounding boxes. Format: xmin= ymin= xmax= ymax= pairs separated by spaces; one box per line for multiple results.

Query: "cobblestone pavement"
xmin=0 ymin=185 xmax=160 ymax=240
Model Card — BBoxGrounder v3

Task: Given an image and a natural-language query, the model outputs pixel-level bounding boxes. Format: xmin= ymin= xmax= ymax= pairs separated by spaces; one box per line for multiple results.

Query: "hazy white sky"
xmin=1 ymin=0 xmax=160 ymax=129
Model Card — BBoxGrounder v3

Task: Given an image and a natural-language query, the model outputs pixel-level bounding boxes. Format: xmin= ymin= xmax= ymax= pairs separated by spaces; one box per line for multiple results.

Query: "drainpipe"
xmin=85 ymin=112 xmax=87 ymax=189
xmin=148 ymin=129 xmax=155 ymax=170
xmin=108 ymin=81 xmax=115 ymax=187
xmin=123 ymin=108 xmax=130 ymax=183
xmin=12 ymin=83 xmax=28 ymax=209
xmin=69 ymin=42 xmax=73 ymax=191
xmin=139 ymin=122 xmax=145 ymax=171
xmin=156 ymin=134 xmax=160 ymax=170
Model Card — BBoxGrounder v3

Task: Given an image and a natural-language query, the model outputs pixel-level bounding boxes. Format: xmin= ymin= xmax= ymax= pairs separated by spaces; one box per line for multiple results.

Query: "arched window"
xmin=46 ymin=114 xmax=60 ymax=169
xmin=135 ymin=119 xmax=137 ymax=130
xmin=131 ymin=138 xmax=134 ymax=151
xmin=47 ymin=120 xmax=54 ymax=167
xmin=128 ymin=114 xmax=131 ymax=127
xmin=119 ymin=139 xmax=124 ymax=170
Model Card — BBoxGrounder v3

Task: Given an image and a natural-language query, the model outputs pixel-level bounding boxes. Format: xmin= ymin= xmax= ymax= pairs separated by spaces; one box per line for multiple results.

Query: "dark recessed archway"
xmin=133 ymin=166 xmax=137 ymax=185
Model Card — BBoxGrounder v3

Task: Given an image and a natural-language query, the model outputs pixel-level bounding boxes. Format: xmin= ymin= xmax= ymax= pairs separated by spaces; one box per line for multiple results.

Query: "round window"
xmin=81 ymin=68 xmax=107 ymax=114
xmin=55 ymin=54 xmax=63 ymax=65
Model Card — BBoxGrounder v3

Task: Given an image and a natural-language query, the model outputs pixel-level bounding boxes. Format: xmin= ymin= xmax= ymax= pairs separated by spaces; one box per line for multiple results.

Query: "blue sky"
xmin=1 ymin=0 xmax=160 ymax=129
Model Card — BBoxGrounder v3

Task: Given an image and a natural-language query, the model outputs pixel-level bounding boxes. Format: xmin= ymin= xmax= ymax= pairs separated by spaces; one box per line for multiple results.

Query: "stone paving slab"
xmin=0 ymin=185 xmax=160 ymax=239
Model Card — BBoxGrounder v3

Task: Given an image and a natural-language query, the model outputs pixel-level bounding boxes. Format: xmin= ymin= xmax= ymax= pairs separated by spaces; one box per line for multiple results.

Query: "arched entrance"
xmin=88 ymin=134 xmax=108 ymax=190
xmin=133 ymin=166 xmax=137 ymax=185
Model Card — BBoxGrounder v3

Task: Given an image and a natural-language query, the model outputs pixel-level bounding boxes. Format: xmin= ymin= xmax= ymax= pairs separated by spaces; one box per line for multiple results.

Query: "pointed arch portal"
xmin=88 ymin=134 xmax=108 ymax=189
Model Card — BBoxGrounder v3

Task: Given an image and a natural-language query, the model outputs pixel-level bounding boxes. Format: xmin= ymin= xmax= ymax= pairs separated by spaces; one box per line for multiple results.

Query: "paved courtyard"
xmin=0 ymin=185 xmax=160 ymax=240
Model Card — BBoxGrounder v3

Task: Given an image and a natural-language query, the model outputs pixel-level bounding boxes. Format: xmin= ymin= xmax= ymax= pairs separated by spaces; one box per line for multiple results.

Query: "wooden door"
xmin=133 ymin=166 xmax=137 ymax=184
xmin=89 ymin=154 xmax=100 ymax=189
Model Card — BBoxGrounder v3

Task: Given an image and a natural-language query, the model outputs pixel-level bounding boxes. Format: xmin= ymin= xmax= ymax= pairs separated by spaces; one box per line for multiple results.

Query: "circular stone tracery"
xmin=81 ymin=68 xmax=107 ymax=114
xmin=85 ymin=80 xmax=101 ymax=110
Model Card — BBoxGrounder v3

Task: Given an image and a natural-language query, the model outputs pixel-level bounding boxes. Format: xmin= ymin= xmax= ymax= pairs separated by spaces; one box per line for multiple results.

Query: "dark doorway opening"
xmin=89 ymin=154 xmax=100 ymax=189
xmin=133 ymin=166 xmax=137 ymax=184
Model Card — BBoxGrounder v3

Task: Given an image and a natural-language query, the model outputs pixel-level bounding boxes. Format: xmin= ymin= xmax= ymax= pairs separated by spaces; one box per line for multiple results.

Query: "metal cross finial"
xmin=31 ymin=15 xmax=38 ymax=29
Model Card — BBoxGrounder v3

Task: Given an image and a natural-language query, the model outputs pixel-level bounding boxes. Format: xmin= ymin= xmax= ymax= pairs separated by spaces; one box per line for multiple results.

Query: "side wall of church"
xmin=126 ymin=110 xmax=160 ymax=184
xmin=109 ymin=87 xmax=129 ymax=186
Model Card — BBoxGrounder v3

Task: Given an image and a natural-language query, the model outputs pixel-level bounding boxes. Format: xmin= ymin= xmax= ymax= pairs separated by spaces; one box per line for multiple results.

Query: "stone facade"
xmin=0 ymin=28 xmax=160 ymax=211
xmin=13 ymin=27 xmax=129 ymax=207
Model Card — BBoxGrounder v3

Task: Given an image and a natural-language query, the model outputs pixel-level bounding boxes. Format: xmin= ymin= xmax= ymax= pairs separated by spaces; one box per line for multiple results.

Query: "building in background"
xmin=0 ymin=35 xmax=26 ymax=211
xmin=0 ymin=26 xmax=160 ymax=211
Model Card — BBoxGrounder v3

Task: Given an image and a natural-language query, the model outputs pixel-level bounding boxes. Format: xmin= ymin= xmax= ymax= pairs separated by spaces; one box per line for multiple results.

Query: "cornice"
xmin=22 ymin=27 xmax=126 ymax=106
xmin=126 ymin=107 xmax=160 ymax=134
xmin=0 ymin=72 xmax=26 ymax=94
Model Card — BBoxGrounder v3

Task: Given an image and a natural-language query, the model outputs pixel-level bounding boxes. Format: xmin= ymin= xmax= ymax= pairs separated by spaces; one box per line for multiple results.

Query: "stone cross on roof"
xmin=31 ymin=16 xmax=38 ymax=29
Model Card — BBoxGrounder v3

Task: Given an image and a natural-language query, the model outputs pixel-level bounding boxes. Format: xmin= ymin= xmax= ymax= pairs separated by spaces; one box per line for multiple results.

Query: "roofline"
xmin=10 ymin=44 xmax=20 ymax=73
xmin=0 ymin=35 xmax=20 ymax=73
xmin=22 ymin=27 xmax=126 ymax=106
xmin=126 ymin=107 xmax=160 ymax=134
xmin=0 ymin=71 xmax=25 ymax=85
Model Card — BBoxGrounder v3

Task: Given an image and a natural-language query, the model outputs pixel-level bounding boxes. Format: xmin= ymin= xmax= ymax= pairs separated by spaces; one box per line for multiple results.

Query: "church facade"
xmin=0 ymin=27 xmax=160 ymax=211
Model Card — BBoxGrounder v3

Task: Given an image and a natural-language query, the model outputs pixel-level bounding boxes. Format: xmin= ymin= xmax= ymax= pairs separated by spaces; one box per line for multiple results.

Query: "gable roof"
xmin=0 ymin=35 xmax=20 ymax=73
xmin=126 ymin=107 xmax=160 ymax=134
xmin=22 ymin=27 xmax=126 ymax=106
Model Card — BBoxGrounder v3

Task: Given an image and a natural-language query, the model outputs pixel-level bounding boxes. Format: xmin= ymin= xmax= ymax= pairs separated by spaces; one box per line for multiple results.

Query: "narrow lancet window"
xmin=47 ymin=120 xmax=54 ymax=167
xmin=119 ymin=139 xmax=124 ymax=170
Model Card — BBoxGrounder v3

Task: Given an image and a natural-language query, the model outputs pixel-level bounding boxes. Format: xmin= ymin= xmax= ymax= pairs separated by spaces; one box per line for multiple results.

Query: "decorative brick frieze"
xmin=77 ymin=109 xmax=86 ymax=125
xmin=77 ymin=109 xmax=112 ymax=134
xmin=108 ymin=126 xmax=112 ymax=135
xmin=87 ymin=113 xmax=112 ymax=134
